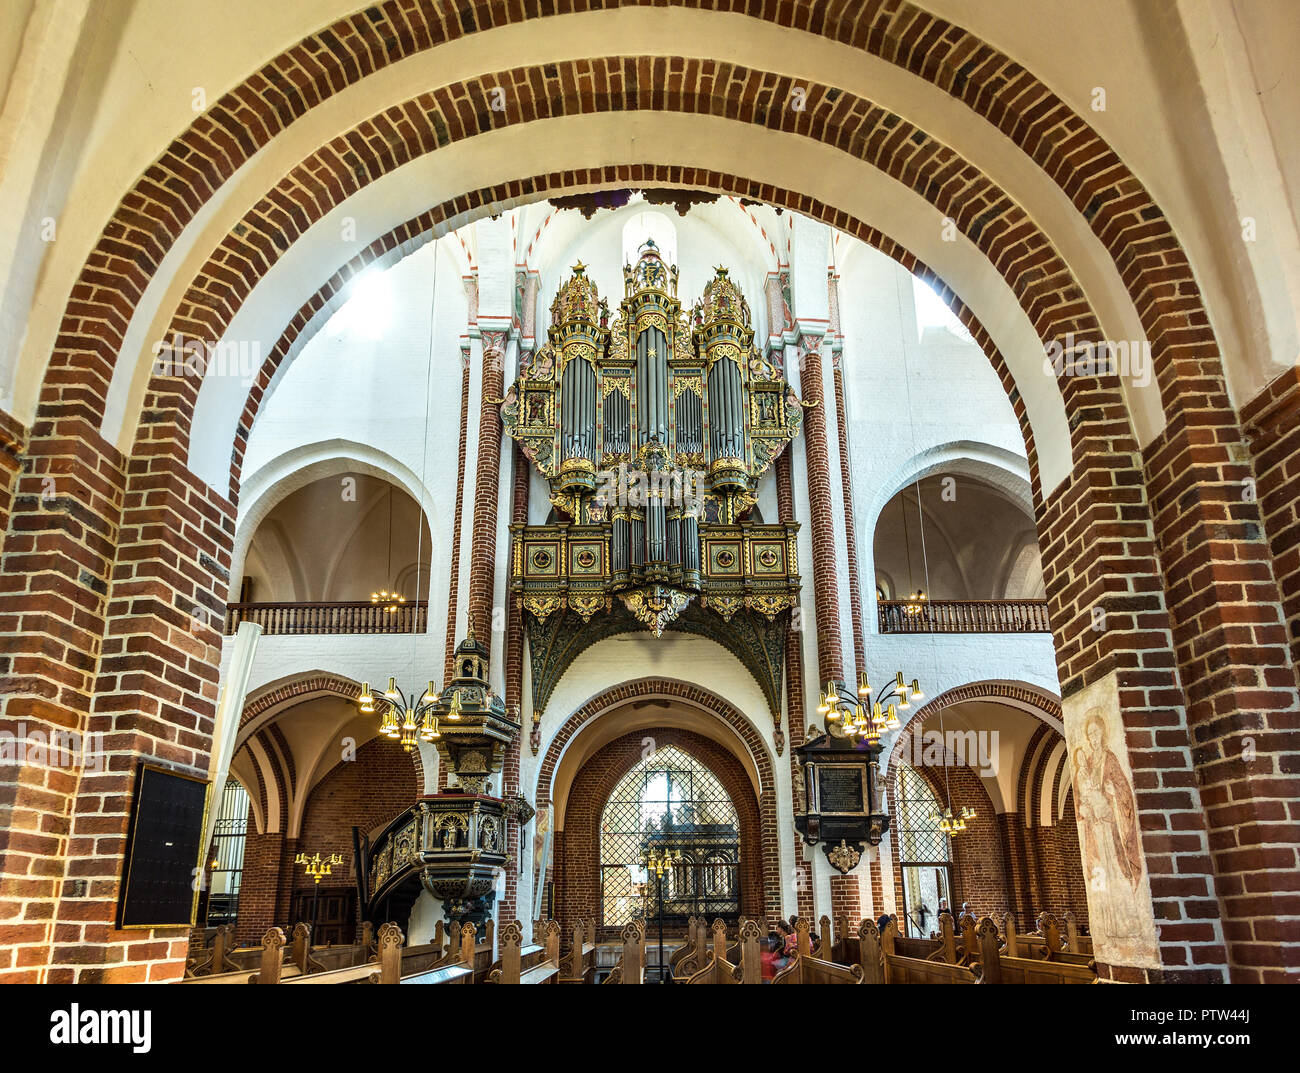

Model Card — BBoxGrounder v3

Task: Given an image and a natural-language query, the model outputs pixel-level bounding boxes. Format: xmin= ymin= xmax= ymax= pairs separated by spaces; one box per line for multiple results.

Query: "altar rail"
xmin=877 ymin=599 xmax=1050 ymax=634
xmin=224 ymin=600 xmax=428 ymax=636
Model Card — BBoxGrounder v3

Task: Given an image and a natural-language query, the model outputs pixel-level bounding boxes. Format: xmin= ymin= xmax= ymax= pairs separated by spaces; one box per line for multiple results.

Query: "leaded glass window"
xmin=600 ymin=745 xmax=740 ymax=928
xmin=894 ymin=764 xmax=950 ymax=863
xmin=206 ymin=779 xmax=249 ymax=927
xmin=894 ymin=764 xmax=952 ymax=937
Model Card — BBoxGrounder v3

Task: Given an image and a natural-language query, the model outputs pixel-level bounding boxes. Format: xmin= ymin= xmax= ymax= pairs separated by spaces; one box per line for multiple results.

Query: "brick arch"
xmin=536 ymin=676 xmax=781 ymax=924
xmin=883 ymin=681 xmax=1063 ymax=777
xmin=883 ymin=683 xmax=1087 ymax=935
xmin=536 ymin=677 xmax=776 ymax=806
xmin=557 ymin=727 xmax=771 ymax=939
xmin=27 ymin=56 xmax=1294 ymax=968
xmin=240 ymin=672 xmax=361 ymax=729
xmin=35 ymin=1 xmax=1239 ymax=455
xmin=236 ymin=671 xmax=426 ymax=792
xmin=142 ymin=58 xmax=1127 ymax=483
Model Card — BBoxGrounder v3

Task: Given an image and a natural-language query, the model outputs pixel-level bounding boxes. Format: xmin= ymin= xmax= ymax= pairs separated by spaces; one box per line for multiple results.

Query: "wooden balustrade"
xmin=877 ymin=598 xmax=1050 ymax=634
xmin=224 ymin=600 xmax=428 ymax=636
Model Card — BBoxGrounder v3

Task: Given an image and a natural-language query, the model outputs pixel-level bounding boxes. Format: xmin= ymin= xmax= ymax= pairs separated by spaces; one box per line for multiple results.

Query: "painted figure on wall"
xmin=1065 ymin=677 xmax=1161 ymax=969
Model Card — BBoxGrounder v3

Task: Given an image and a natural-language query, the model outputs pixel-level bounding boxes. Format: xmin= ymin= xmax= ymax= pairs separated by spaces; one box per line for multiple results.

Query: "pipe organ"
xmin=503 ymin=240 xmax=806 ymax=741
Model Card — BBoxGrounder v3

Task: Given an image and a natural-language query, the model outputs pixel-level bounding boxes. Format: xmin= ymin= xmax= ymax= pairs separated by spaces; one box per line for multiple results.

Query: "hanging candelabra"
xmin=816 ymin=670 xmax=922 ymax=744
xmin=359 ymin=677 xmax=447 ymax=752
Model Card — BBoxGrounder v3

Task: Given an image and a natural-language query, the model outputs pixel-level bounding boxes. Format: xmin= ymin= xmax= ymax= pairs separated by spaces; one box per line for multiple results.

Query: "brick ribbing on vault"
xmin=537 ymin=678 xmax=782 ymax=925
xmin=498 ymin=444 xmax=530 ymax=925
xmin=556 ymin=728 xmax=764 ymax=941
xmin=443 ymin=350 xmax=472 ymax=684
xmin=29 ymin=9 xmax=1298 ymax=726
xmin=832 ymin=360 xmax=866 ymax=679
xmin=776 ymin=449 xmax=813 ymax=921
xmin=468 ymin=332 xmax=506 ymax=644
xmin=798 ymin=335 xmax=843 ymax=685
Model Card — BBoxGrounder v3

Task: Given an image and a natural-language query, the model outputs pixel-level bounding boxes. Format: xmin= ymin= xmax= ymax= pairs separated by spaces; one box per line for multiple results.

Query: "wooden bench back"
xmin=879 ymin=919 xmax=976 ymax=984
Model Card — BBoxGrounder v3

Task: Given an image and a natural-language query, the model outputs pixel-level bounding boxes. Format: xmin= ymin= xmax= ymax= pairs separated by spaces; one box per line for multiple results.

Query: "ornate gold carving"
xmin=635 ymin=312 xmax=668 ymax=337
xmin=567 ymin=592 xmax=609 ymax=622
xmin=747 ymin=593 xmax=796 ymax=621
xmin=707 ymin=594 xmax=743 ymax=622
xmin=827 ymin=839 xmax=861 ymax=874
xmin=601 ymin=375 xmax=630 ymax=399
xmin=522 ymin=594 xmax=565 ymax=622
xmin=619 ymin=586 xmax=693 ymax=636
xmin=672 ymin=374 xmax=702 ymax=398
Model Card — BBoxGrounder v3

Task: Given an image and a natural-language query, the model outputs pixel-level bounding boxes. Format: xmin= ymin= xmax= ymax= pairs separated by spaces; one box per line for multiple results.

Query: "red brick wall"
xmin=1243 ymin=367 xmax=1300 ymax=682
xmin=798 ymin=334 xmax=843 ymax=685
xmin=555 ymin=728 xmax=764 ymax=940
xmin=237 ymin=737 xmax=416 ymax=941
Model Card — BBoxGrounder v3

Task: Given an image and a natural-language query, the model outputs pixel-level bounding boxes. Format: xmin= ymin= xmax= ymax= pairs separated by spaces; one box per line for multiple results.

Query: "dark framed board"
xmin=116 ymin=762 xmax=211 ymax=929
xmin=814 ymin=764 xmax=868 ymax=816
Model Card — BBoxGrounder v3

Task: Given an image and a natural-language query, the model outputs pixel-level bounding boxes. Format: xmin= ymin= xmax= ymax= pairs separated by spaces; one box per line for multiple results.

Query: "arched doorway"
xmin=599 ymin=744 xmax=742 ymax=931
xmin=551 ymin=727 xmax=765 ymax=941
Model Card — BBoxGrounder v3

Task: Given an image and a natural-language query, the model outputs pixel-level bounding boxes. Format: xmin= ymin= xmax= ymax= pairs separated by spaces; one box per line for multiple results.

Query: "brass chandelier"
xmin=817 ymin=670 xmax=921 ymax=744
xmin=360 ymin=677 xmax=474 ymax=753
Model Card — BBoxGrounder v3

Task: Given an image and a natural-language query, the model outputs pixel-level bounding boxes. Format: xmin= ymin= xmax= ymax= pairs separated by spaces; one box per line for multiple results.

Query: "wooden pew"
xmin=670 ymin=916 xmax=708 ymax=980
xmin=1037 ymin=912 xmax=1094 ymax=965
xmin=1064 ymin=910 xmax=1093 ymax=956
xmin=1000 ymin=911 xmax=1082 ymax=963
xmin=602 ymin=922 xmax=645 ymax=984
xmin=829 ymin=914 xmax=864 ymax=966
xmin=379 ymin=921 xmax=477 ymax=984
xmin=176 ymin=928 xmax=306 ymax=984
xmin=772 ymin=918 xmax=864 ymax=984
xmin=487 ymin=920 xmax=561 ymax=984
xmin=558 ymin=919 xmax=598 ymax=984
xmin=184 ymin=925 xmax=235 ymax=978
xmin=681 ymin=915 xmax=754 ymax=983
xmin=855 ymin=920 xmax=885 ymax=984
xmin=880 ymin=919 xmax=978 ymax=984
xmin=974 ymin=917 xmax=1097 ymax=984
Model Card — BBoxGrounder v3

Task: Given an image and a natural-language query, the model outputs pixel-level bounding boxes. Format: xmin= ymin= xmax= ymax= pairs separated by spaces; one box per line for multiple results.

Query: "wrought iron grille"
xmin=894 ymin=764 xmax=950 ymax=864
xmin=206 ymin=779 xmax=249 ymax=927
xmin=600 ymin=745 xmax=740 ymax=929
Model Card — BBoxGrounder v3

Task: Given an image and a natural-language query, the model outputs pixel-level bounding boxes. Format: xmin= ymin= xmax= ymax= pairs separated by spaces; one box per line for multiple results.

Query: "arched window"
xmin=600 ymin=745 xmax=739 ymax=928
xmin=894 ymin=764 xmax=952 ymax=937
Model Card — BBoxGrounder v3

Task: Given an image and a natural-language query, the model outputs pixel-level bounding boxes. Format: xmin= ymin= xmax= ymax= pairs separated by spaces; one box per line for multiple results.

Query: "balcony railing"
xmin=877 ymin=599 xmax=1051 ymax=634
xmin=224 ymin=600 xmax=428 ymax=636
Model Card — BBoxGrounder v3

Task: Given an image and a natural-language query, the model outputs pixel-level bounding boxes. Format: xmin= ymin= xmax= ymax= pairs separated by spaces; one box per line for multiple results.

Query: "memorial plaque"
xmin=117 ymin=763 xmax=211 ymax=929
xmin=816 ymin=765 xmax=867 ymax=815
